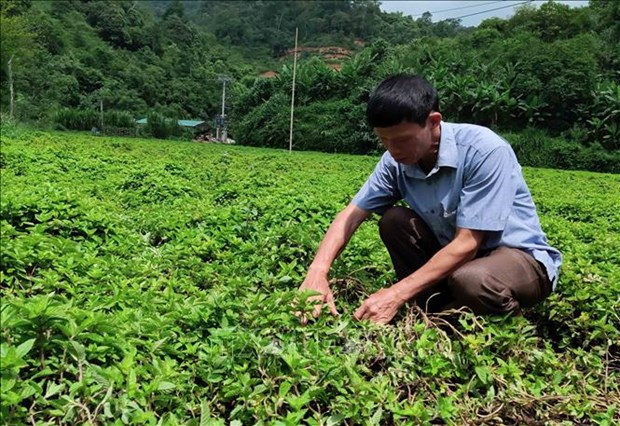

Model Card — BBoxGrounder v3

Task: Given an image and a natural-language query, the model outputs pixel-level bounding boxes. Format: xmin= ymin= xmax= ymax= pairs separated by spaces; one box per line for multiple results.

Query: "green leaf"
xmin=20 ymin=382 xmax=40 ymax=399
xmin=438 ymin=396 xmax=456 ymax=420
xmin=15 ymin=338 xmax=36 ymax=359
xmin=127 ymin=369 xmax=137 ymax=396
xmin=279 ymin=380 xmax=292 ymax=399
xmin=1 ymin=378 xmax=16 ymax=393
xmin=370 ymin=407 xmax=383 ymax=425
xmin=287 ymin=389 xmax=312 ymax=411
xmin=69 ymin=341 xmax=85 ymax=361
xmin=44 ymin=382 xmax=64 ymax=399
xmin=157 ymin=381 xmax=176 ymax=391
xmin=475 ymin=366 xmax=491 ymax=385
xmin=199 ymin=400 xmax=211 ymax=426
xmin=326 ymin=414 xmax=346 ymax=426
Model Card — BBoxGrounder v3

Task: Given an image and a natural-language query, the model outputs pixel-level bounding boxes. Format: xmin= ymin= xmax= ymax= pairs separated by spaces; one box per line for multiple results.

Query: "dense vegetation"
xmin=0 ymin=0 xmax=463 ymax=122
xmin=1 ymin=125 xmax=619 ymax=424
xmin=2 ymin=2 xmax=619 ymax=423
xmin=228 ymin=2 xmax=619 ymax=172
xmin=1 ymin=1 xmax=618 ymax=171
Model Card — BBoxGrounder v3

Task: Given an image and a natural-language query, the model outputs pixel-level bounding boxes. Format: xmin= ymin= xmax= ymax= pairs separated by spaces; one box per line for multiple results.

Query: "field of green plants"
xmin=1 ymin=126 xmax=619 ymax=425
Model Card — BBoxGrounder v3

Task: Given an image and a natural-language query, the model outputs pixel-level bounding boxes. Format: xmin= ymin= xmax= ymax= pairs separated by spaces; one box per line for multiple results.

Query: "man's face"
xmin=374 ymin=113 xmax=442 ymax=166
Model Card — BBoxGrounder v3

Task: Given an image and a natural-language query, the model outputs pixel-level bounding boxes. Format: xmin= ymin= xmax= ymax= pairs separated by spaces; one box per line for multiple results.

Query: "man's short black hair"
xmin=367 ymin=74 xmax=440 ymax=128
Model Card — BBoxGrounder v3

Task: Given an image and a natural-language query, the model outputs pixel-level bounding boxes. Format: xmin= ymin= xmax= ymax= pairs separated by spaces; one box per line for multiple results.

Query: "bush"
xmin=231 ymin=92 xmax=290 ymax=148
xmin=580 ymin=142 xmax=620 ymax=173
xmin=103 ymin=110 xmax=135 ymax=129
xmin=0 ymin=114 xmax=23 ymax=139
xmin=295 ymin=99 xmax=375 ymax=154
xmin=506 ymin=34 xmax=599 ymax=132
xmin=52 ymin=108 xmax=136 ymax=132
xmin=504 ymin=128 xmax=620 ymax=173
xmin=577 ymin=79 xmax=620 ymax=151
xmin=52 ymin=108 xmax=99 ymax=131
xmin=233 ymin=94 xmax=377 ymax=154
xmin=231 ymin=44 xmax=616 ymax=171
xmin=144 ymin=112 xmax=183 ymax=139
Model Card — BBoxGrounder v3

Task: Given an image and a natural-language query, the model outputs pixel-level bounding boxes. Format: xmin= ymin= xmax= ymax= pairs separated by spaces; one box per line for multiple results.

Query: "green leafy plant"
xmin=1 ymin=127 xmax=618 ymax=424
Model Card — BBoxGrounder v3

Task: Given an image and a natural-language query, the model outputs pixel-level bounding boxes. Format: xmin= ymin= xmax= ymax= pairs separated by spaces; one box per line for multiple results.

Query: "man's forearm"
xmin=391 ymin=231 xmax=482 ymax=301
xmin=309 ymin=204 xmax=369 ymax=275
xmin=308 ymin=215 xmax=355 ymax=273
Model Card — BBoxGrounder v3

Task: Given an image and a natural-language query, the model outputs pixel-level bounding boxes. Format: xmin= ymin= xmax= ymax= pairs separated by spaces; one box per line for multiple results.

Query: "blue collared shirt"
xmin=352 ymin=122 xmax=562 ymax=289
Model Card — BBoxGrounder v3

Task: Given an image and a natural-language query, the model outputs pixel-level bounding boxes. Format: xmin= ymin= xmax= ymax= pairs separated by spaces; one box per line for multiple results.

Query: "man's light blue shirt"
xmin=352 ymin=122 xmax=562 ymax=289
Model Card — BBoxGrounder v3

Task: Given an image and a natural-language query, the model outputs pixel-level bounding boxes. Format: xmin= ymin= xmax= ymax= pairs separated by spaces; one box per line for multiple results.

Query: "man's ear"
xmin=429 ymin=111 xmax=442 ymax=128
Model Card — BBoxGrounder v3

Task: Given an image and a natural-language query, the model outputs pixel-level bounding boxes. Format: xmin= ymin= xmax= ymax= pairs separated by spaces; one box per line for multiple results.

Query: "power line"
xmin=451 ymin=0 xmax=534 ymax=20
xmin=410 ymin=1 xmax=507 ymax=17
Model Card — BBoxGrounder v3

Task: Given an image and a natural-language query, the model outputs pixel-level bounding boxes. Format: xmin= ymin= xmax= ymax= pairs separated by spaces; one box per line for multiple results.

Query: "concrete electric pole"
xmin=217 ymin=74 xmax=230 ymax=142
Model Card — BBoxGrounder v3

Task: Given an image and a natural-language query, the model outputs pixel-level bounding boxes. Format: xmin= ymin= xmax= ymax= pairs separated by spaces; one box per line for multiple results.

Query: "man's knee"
xmin=448 ymin=265 xmax=484 ymax=301
xmin=448 ymin=264 xmax=518 ymax=315
xmin=378 ymin=206 xmax=414 ymax=240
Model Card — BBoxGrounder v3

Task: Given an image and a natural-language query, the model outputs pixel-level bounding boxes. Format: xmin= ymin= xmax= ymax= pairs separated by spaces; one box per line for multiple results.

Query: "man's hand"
xmin=297 ymin=270 xmax=339 ymax=323
xmin=354 ymin=286 xmax=406 ymax=325
xmin=294 ymin=204 xmax=369 ymax=324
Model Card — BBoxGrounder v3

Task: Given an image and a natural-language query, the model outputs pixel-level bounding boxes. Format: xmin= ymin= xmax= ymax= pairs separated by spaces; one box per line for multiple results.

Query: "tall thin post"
xmin=221 ymin=79 xmax=228 ymax=143
xmin=289 ymin=27 xmax=298 ymax=153
xmin=218 ymin=76 xmax=228 ymax=142
xmin=221 ymin=79 xmax=226 ymax=116
xmin=8 ymin=55 xmax=14 ymax=119
xmin=100 ymin=99 xmax=104 ymax=129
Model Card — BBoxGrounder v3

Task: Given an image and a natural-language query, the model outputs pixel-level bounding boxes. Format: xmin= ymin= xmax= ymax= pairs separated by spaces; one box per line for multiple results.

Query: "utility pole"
xmin=100 ymin=99 xmax=104 ymax=130
xmin=8 ymin=55 xmax=14 ymax=120
xmin=217 ymin=74 xmax=230 ymax=142
xmin=289 ymin=27 xmax=298 ymax=153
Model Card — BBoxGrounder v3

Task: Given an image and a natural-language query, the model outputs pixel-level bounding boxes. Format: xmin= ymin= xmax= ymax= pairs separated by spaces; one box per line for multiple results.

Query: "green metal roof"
xmin=178 ymin=120 xmax=205 ymax=127
xmin=135 ymin=118 xmax=206 ymax=127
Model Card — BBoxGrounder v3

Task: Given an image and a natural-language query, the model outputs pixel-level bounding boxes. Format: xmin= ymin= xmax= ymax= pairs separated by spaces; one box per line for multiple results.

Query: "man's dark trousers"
xmin=379 ymin=206 xmax=552 ymax=314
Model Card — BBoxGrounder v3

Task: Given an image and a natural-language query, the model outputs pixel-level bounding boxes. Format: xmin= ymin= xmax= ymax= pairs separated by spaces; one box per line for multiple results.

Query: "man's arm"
xmin=298 ymin=203 xmax=370 ymax=320
xmin=354 ymin=227 xmax=485 ymax=324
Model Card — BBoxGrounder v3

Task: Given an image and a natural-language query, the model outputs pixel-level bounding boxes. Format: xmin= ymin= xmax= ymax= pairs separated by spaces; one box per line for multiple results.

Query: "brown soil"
xmin=284 ymin=45 xmax=353 ymax=60
xmin=261 ymin=45 xmax=357 ymax=77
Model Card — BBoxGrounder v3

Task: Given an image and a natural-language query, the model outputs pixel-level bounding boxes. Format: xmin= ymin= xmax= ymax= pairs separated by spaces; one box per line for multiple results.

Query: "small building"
xmin=136 ymin=118 xmax=209 ymax=133
xmin=177 ymin=120 xmax=208 ymax=131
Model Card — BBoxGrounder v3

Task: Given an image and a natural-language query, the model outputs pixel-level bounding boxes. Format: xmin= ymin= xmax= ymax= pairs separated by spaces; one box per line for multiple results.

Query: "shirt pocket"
xmin=440 ymin=194 xmax=458 ymax=225
xmin=422 ymin=204 xmax=457 ymax=246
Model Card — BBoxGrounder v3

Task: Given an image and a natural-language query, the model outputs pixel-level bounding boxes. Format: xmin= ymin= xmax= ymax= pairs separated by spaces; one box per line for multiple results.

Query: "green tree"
xmin=589 ymin=0 xmax=620 ymax=44
xmin=0 ymin=1 xmax=35 ymax=118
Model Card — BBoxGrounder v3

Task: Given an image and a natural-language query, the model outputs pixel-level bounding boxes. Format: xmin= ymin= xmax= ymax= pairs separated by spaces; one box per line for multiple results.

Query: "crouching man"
xmin=298 ymin=74 xmax=562 ymax=325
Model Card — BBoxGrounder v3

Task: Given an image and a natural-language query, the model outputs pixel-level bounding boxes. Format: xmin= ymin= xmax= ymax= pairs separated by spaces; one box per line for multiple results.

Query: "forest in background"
xmin=1 ymin=0 xmax=619 ymax=171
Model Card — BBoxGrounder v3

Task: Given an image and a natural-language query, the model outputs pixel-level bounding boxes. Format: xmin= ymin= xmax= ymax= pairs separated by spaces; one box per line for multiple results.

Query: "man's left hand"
xmin=354 ymin=287 xmax=406 ymax=325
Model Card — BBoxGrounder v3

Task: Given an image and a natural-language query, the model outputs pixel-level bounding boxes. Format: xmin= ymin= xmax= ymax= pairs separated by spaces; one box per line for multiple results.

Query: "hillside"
xmin=0 ymin=0 xmax=469 ymax=121
xmin=0 ymin=1 xmax=618 ymax=171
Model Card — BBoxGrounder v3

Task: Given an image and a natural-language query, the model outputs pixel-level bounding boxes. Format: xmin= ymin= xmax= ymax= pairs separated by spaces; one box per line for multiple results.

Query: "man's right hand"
xmin=294 ymin=204 xmax=369 ymax=323
xmin=297 ymin=268 xmax=339 ymax=323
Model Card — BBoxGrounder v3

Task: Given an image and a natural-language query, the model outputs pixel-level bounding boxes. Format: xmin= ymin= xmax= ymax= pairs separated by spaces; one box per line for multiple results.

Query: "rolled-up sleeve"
xmin=457 ymin=146 xmax=518 ymax=231
xmin=351 ymin=152 xmax=401 ymax=214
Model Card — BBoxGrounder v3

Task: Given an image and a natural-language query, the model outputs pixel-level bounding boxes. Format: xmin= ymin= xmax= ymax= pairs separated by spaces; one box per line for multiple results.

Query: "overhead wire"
xmin=409 ymin=0 xmax=507 ymax=17
xmin=450 ymin=0 xmax=534 ymax=20
xmin=406 ymin=0 xmax=536 ymax=21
